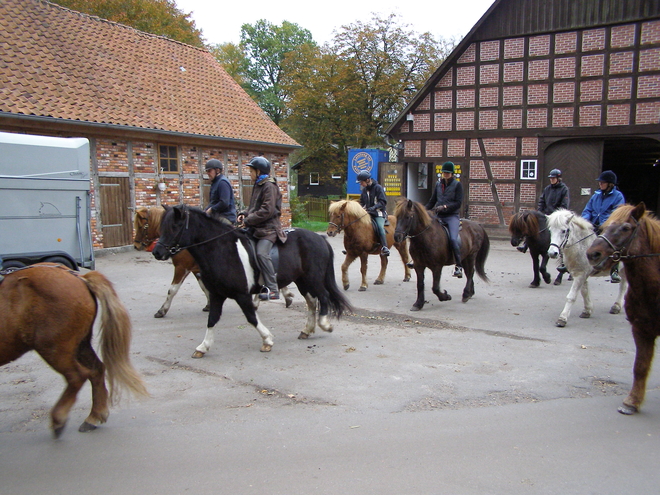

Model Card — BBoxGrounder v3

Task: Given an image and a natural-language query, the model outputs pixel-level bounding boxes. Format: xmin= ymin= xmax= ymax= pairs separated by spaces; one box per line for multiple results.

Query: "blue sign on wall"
xmin=347 ymin=149 xmax=389 ymax=195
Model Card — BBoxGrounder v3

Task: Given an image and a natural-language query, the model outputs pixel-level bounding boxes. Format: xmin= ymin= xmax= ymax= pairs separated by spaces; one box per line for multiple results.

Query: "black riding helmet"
xmin=356 ymin=170 xmax=371 ymax=182
xmin=205 ymin=159 xmax=223 ymax=171
xmin=248 ymin=156 xmax=270 ymax=174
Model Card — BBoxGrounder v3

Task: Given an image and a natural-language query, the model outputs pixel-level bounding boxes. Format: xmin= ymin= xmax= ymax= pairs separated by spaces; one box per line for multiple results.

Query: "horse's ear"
xmin=407 ymin=199 xmax=413 ymax=208
xmin=632 ymin=202 xmax=646 ymax=221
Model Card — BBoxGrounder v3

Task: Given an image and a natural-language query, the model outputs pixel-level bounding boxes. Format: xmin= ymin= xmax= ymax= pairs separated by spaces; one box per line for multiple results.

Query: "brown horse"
xmin=509 ymin=209 xmax=563 ymax=287
xmin=0 ymin=264 xmax=148 ymax=437
xmin=327 ymin=200 xmax=411 ymax=291
xmin=586 ymin=203 xmax=660 ymax=415
xmin=394 ymin=199 xmax=490 ymax=310
xmin=134 ymin=206 xmax=211 ymax=317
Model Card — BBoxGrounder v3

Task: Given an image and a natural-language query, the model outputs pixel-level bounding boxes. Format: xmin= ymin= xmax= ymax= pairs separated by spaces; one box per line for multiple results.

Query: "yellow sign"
xmin=384 ymin=174 xmax=402 ymax=196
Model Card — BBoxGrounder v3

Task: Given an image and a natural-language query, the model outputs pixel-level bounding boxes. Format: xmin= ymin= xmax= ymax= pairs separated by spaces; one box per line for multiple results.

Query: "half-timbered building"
xmin=387 ymin=0 xmax=660 ymax=229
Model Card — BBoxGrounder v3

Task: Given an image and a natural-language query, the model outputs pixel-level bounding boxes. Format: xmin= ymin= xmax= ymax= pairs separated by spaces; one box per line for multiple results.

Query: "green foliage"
xmin=291 ymin=219 xmax=329 ymax=232
xmin=51 ymin=0 xmax=205 ymax=47
xmin=289 ymin=195 xmax=308 ymax=224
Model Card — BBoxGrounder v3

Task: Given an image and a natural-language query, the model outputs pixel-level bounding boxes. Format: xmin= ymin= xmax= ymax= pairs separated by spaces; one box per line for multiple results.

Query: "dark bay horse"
xmin=134 ymin=206 xmax=295 ymax=316
xmin=152 ymin=205 xmax=352 ymax=357
xmin=0 ymin=264 xmax=148 ymax=437
xmin=327 ymin=200 xmax=411 ymax=291
xmin=586 ymin=203 xmax=660 ymax=415
xmin=393 ymin=199 xmax=490 ymax=311
xmin=509 ymin=209 xmax=563 ymax=287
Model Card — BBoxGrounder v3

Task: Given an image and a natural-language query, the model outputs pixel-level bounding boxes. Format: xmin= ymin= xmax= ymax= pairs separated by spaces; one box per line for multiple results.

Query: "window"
xmin=417 ymin=163 xmax=428 ymax=189
xmin=310 ymin=172 xmax=320 ymax=185
xmin=521 ymin=160 xmax=537 ymax=180
xmin=159 ymin=145 xmax=179 ymax=173
xmin=331 ymin=173 xmax=342 ymax=179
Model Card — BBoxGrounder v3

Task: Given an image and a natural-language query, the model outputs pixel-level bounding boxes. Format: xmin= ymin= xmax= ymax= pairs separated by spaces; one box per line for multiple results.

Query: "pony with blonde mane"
xmin=587 ymin=203 xmax=660 ymax=414
xmin=327 ymin=200 xmax=411 ymax=291
xmin=547 ymin=209 xmax=628 ymax=327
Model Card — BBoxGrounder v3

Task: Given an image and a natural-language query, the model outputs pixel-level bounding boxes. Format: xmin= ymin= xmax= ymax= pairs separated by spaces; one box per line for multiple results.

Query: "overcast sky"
xmin=174 ymin=0 xmax=496 ymax=46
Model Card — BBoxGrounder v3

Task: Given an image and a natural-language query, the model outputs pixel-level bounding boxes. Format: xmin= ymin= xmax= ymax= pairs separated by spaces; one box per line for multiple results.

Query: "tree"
xmin=209 ymin=42 xmax=250 ymax=86
xmin=50 ymin=0 xmax=205 ymax=48
xmin=239 ymin=20 xmax=316 ymax=125
xmin=282 ymin=13 xmax=456 ymax=160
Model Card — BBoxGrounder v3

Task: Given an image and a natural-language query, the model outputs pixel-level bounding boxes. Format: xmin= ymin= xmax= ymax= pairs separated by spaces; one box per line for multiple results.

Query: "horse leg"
xmin=411 ymin=266 xmax=427 ymax=311
xmin=192 ymin=295 xmax=226 ymax=358
xmin=358 ymin=253 xmax=369 ymax=291
xmin=461 ymin=259 xmax=476 ymax=303
xmin=529 ymin=253 xmax=542 ymax=288
xmin=374 ymin=255 xmax=388 ymax=285
xmin=395 ymin=241 xmax=412 ymax=282
xmin=556 ymin=274 xmax=585 ymax=327
xmin=280 ymin=286 xmax=294 ymax=308
xmin=553 ymin=271 xmax=564 ymax=285
xmin=234 ymin=294 xmax=274 ymax=352
xmin=193 ymin=272 xmax=211 ymax=311
xmin=619 ymin=329 xmax=657 ymax=415
xmin=76 ymin=340 xmax=110 ymax=433
xmin=298 ymin=292 xmax=318 ymax=339
xmin=341 ymin=253 xmax=358 ymax=291
xmin=431 ymin=266 xmax=451 ymax=302
xmin=154 ymin=266 xmax=191 ymax=318
xmin=610 ymin=270 xmax=627 ymax=314
xmin=578 ymin=279 xmax=593 ymax=319
xmin=539 ymin=252 xmax=552 ymax=285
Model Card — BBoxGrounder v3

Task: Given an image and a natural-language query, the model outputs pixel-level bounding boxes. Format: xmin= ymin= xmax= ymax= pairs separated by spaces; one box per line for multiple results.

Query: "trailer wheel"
xmin=43 ymin=256 xmax=76 ymax=269
xmin=2 ymin=260 xmax=26 ymax=270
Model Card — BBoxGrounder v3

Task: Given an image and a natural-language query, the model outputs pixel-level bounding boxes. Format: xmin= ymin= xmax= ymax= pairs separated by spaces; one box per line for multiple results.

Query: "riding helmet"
xmin=441 ymin=161 xmax=455 ymax=173
xmin=205 ymin=159 xmax=223 ymax=171
xmin=548 ymin=168 xmax=562 ymax=178
xmin=597 ymin=170 xmax=617 ymax=184
xmin=248 ymin=156 xmax=270 ymax=174
xmin=356 ymin=170 xmax=371 ymax=182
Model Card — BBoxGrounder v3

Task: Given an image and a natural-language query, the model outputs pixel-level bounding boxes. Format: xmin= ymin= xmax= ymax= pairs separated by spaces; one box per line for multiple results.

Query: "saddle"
xmin=242 ymin=228 xmax=296 ymax=275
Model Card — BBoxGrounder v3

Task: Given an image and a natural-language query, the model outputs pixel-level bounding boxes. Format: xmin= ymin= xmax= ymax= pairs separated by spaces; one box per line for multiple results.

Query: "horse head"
xmin=152 ymin=205 xmax=188 ymax=261
xmin=327 ymin=201 xmax=347 ymax=237
xmin=587 ymin=203 xmax=650 ymax=270
xmin=509 ymin=210 xmax=540 ymax=247
xmin=394 ymin=199 xmax=430 ymax=243
xmin=133 ymin=206 xmax=163 ymax=251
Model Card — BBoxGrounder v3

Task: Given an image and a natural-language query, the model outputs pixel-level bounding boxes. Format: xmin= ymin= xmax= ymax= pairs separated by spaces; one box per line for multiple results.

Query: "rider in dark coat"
xmin=425 ymin=161 xmax=464 ymax=278
xmin=538 ymin=168 xmax=570 ymax=215
xmin=204 ymin=159 xmax=237 ymax=225
xmin=357 ymin=170 xmax=390 ymax=256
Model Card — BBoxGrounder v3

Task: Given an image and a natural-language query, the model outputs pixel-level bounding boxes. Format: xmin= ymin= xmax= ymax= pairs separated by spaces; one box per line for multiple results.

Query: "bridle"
xmin=549 ymin=214 xmax=595 ymax=253
xmin=592 ymin=216 xmax=660 ymax=270
xmin=395 ymin=212 xmax=433 ymax=239
xmin=156 ymin=205 xmax=241 ymax=256
xmin=328 ymin=210 xmax=370 ymax=234
xmin=136 ymin=214 xmax=156 ymax=248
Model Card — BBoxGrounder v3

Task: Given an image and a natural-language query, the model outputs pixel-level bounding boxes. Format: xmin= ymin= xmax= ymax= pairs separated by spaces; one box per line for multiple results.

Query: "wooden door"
xmin=544 ymin=139 xmax=603 ymax=215
xmin=99 ymin=177 xmax=132 ymax=248
xmin=379 ymin=162 xmax=406 ymax=215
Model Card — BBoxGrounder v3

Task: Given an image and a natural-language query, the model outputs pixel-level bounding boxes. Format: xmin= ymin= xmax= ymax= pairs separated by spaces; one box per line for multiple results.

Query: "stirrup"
xmin=381 ymin=246 xmax=390 ymax=257
xmin=557 ymin=264 xmax=568 ymax=274
xmin=452 ymin=266 xmax=463 ymax=278
xmin=258 ymin=286 xmax=280 ymax=300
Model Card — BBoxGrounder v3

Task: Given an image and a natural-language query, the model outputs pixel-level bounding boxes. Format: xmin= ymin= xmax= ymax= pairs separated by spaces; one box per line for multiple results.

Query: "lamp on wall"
xmin=157 ymin=181 xmax=166 ymax=192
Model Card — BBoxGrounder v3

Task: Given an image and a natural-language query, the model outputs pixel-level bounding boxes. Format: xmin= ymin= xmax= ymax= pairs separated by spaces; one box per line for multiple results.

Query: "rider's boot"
xmin=610 ymin=263 xmax=621 ymax=284
xmin=451 ymin=241 xmax=463 ymax=278
xmin=379 ymin=231 xmax=390 ymax=256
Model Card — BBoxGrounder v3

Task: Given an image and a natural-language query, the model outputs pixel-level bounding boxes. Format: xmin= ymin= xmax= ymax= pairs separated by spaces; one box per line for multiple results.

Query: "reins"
xmin=549 ymin=214 xmax=595 ymax=252
xmin=328 ymin=210 xmax=371 ymax=234
xmin=596 ymin=218 xmax=660 ymax=263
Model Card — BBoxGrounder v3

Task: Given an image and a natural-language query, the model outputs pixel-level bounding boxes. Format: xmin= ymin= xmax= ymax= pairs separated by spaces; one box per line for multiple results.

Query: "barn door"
xmin=544 ymin=139 xmax=603 ymax=215
xmin=98 ymin=177 xmax=132 ymax=248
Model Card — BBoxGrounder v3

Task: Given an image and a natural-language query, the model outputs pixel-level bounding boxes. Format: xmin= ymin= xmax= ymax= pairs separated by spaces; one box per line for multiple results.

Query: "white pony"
xmin=546 ymin=209 xmax=628 ymax=327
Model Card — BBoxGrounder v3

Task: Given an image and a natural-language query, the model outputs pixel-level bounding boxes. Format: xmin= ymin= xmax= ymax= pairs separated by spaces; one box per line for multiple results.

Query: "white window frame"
xmin=521 ymin=160 xmax=538 ymax=180
xmin=309 ymin=172 xmax=320 ymax=186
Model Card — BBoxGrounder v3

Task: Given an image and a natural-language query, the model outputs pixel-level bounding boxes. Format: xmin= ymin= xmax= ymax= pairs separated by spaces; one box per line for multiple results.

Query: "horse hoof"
xmin=410 ymin=305 xmax=422 ymax=311
xmin=529 ymin=283 xmax=540 ymax=288
xmin=403 ymin=276 xmax=411 ymax=282
xmin=618 ymin=404 xmax=638 ymax=415
xmin=343 ymin=284 xmax=350 ymax=291
xmin=358 ymin=286 xmax=367 ymax=292
xmin=553 ymin=279 xmax=562 ymax=286
xmin=202 ymin=305 xmax=210 ymax=312
xmin=438 ymin=290 xmax=451 ymax=302
xmin=555 ymin=319 xmax=567 ymax=327
xmin=79 ymin=421 xmax=98 ymax=433
xmin=260 ymin=344 xmax=272 ymax=352
xmin=579 ymin=311 xmax=591 ymax=319
xmin=52 ymin=425 xmax=66 ymax=439
xmin=285 ymin=297 xmax=294 ymax=308
xmin=461 ymin=296 xmax=472 ymax=303
xmin=191 ymin=350 xmax=205 ymax=359
xmin=154 ymin=310 xmax=165 ymax=318
xmin=610 ymin=306 xmax=621 ymax=314
xmin=542 ymin=273 xmax=552 ymax=284
xmin=373 ymin=280 xmax=384 ymax=285
xmin=298 ymin=332 xmax=309 ymax=340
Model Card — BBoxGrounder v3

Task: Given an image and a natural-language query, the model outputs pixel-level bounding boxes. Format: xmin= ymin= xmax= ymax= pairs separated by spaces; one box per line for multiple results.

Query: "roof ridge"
xmin=41 ymin=0 xmax=209 ymax=53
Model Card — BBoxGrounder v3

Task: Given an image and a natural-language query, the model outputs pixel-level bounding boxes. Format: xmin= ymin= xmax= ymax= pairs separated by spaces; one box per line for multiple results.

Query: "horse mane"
xmin=509 ymin=210 xmax=539 ymax=236
xmin=329 ymin=200 xmax=372 ymax=226
xmin=606 ymin=204 xmax=660 ymax=253
xmin=394 ymin=198 xmax=432 ymax=228
xmin=547 ymin=208 xmax=592 ymax=232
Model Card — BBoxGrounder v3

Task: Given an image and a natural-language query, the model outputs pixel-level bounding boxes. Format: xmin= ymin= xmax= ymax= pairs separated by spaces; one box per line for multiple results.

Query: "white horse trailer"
xmin=0 ymin=131 xmax=94 ymax=270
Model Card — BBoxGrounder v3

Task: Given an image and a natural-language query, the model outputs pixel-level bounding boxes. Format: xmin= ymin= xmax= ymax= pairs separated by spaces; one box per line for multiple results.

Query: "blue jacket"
xmin=581 ymin=186 xmax=625 ymax=228
xmin=208 ymin=174 xmax=237 ymax=223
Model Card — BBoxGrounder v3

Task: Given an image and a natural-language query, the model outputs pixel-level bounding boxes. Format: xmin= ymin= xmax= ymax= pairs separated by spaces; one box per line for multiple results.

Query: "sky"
xmin=174 ymin=0 xmax=497 ymax=46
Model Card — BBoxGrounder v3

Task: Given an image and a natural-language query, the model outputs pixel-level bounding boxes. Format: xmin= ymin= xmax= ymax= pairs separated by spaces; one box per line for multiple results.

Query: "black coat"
xmin=359 ymin=180 xmax=388 ymax=218
xmin=425 ymin=178 xmax=463 ymax=217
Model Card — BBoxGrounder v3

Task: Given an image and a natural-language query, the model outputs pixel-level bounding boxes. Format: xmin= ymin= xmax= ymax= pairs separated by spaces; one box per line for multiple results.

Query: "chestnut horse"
xmin=587 ymin=203 xmax=660 ymax=415
xmin=394 ymin=199 xmax=490 ymax=311
xmin=509 ymin=209 xmax=563 ymax=288
xmin=0 ymin=264 xmax=148 ymax=437
xmin=327 ymin=200 xmax=411 ymax=291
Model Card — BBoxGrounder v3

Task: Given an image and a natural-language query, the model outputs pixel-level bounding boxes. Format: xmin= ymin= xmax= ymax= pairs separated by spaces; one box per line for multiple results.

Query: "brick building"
xmin=387 ymin=0 xmax=660 ymax=228
xmin=0 ymin=0 xmax=299 ymax=249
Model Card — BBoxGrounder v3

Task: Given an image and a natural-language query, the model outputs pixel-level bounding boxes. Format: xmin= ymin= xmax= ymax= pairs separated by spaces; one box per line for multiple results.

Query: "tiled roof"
xmin=0 ymin=0 xmax=299 ymax=147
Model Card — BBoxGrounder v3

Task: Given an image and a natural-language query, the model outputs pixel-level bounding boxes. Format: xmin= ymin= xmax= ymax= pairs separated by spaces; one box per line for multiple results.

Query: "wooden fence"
xmin=305 ymin=197 xmax=331 ymax=222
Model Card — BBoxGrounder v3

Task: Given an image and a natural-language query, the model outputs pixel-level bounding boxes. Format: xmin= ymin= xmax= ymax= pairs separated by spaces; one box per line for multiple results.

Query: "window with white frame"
xmin=521 ymin=160 xmax=537 ymax=180
xmin=310 ymin=172 xmax=319 ymax=185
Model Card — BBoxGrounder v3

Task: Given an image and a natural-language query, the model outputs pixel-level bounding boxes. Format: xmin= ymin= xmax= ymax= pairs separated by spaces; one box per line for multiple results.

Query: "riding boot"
xmin=610 ymin=263 xmax=621 ymax=284
xmin=451 ymin=240 xmax=463 ymax=278
xmin=256 ymin=239 xmax=279 ymax=300
xmin=517 ymin=240 xmax=528 ymax=253
xmin=379 ymin=231 xmax=390 ymax=256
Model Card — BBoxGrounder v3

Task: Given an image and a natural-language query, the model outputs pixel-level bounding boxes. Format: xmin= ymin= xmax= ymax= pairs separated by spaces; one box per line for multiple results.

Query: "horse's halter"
xmin=549 ymin=215 xmax=594 ymax=253
xmin=136 ymin=214 xmax=155 ymax=247
xmin=156 ymin=205 xmax=240 ymax=256
xmin=328 ymin=210 xmax=369 ymax=234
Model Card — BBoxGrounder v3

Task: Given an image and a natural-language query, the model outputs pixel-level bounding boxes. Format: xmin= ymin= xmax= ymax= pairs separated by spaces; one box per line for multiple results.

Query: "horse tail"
xmin=475 ymin=227 xmax=491 ymax=283
xmin=82 ymin=271 xmax=149 ymax=404
xmin=322 ymin=239 xmax=354 ymax=318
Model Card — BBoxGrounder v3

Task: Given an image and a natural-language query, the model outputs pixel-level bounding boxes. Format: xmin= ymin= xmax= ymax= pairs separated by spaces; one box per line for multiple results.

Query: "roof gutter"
xmin=0 ymin=112 xmax=302 ymax=150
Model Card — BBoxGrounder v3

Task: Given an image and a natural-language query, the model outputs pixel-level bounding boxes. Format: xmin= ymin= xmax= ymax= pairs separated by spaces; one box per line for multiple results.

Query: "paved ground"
xmin=0 ymin=233 xmax=658 ymax=494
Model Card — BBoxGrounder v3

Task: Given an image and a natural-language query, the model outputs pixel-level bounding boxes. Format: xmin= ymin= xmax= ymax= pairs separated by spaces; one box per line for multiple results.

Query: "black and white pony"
xmin=152 ymin=205 xmax=352 ymax=357
xmin=547 ymin=209 xmax=627 ymax=327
